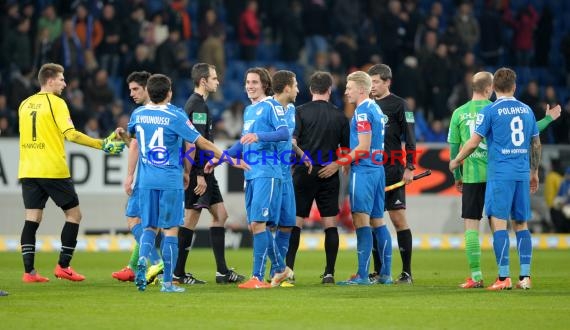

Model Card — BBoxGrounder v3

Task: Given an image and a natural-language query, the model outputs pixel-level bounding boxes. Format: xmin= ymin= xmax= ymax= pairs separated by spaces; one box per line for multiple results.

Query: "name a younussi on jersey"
xmin=135 ymin=115 xmax=171 ymax=125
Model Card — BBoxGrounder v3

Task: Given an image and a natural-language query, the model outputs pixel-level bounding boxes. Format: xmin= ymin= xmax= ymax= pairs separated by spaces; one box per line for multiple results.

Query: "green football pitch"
xmin=1 ymin=249 xmax=569 ymax=329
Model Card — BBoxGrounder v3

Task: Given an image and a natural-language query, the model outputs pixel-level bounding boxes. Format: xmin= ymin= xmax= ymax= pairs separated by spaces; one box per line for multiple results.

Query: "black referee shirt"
xmin=184 ymin=92 xmax=213 ymax=174
xmin=374 ymin=93 xmax=416 ymax=168
xmin=294 ymin=100 xmax=349 ymax=166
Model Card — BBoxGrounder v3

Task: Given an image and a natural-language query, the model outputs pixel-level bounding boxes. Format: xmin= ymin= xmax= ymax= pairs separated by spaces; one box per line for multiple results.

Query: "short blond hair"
xmin=347 ymin=71 xmax=371 ymax=94
xmin=38 ymin=63 xmax=64 ymax=86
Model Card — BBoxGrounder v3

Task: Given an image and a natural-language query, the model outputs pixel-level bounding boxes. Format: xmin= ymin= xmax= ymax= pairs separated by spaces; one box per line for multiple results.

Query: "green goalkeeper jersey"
xmin=448 ymin=99 xmax=491 ymax=183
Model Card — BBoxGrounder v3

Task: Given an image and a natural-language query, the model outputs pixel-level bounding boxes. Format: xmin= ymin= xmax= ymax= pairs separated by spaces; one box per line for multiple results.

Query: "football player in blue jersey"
xmin=262 ymin=70 xmax=300 ymax=282
xmin=450 ymin=67 xmax=544 ymax=291
xmin=125 ymin=74 xmax=247 ymax=292
xmin=336 ymin=71 xmax=390 ymax=286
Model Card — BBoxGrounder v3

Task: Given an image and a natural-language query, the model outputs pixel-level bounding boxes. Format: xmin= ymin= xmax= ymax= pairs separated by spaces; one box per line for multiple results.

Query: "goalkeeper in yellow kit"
xmin=18 ymin=63 xmax=125 ymax=283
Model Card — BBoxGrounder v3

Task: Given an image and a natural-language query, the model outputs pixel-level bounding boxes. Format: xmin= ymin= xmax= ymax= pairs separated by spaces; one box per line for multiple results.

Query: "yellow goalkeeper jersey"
xmin=18 ymin=93 xmax=75 ymax=178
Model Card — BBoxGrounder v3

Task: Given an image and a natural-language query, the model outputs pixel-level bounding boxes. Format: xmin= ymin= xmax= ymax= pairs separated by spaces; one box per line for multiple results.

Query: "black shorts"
xmin=384 ymin=164 xmax=405 ymax=210
xmin=461 ymin=182 xmax=486 ymax=220
xmin=21 ymin=178 xmax=79 ymax=210
xmin=184 ymin=170 xmax=223 ymax=210
xmin=293 ymin=165 xmax=339 ymax=218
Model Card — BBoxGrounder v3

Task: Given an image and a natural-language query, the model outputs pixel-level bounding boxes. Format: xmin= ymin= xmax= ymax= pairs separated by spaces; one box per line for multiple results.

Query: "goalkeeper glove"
xmin=102 ymin=132 xmax=126 ymax=154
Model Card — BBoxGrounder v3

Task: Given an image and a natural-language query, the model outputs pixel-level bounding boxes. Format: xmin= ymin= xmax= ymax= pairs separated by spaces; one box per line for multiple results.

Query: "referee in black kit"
xmin=368 ymin=64 xmax=417 ymax=284
xmin=174 ymin=63 xmax=245 ymax=285
xmin=286 ymin=71 xmax=349 ymax=284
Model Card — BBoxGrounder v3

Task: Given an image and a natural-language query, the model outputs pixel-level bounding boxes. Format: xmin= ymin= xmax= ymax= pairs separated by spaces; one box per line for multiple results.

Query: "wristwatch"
xmin=406 ymin=164 xmax=416 ymax=171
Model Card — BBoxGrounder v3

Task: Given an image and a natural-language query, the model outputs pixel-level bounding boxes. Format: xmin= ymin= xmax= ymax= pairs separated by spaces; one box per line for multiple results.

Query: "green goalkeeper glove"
xmin=102 ymin=132 xmax=126 ymax=155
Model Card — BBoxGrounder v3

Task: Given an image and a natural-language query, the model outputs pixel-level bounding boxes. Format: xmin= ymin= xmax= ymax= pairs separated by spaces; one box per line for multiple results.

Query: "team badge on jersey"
xmin=192 ymin=112 xmax=207 ymax=125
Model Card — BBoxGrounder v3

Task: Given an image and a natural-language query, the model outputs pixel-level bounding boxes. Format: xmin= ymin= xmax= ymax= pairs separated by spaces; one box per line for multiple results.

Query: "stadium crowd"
xmin=0 ymin=0 xmax=569 ymax=143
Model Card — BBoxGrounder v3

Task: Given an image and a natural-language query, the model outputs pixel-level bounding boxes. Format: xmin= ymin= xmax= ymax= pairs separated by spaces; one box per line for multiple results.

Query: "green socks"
xmin=128 ymin=243 xmax=140 ymax=270
xmin=465 ymin=230 xmax=482 ymax=281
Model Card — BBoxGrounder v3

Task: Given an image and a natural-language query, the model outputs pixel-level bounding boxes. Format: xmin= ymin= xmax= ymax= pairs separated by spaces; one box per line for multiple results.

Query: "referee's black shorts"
xmin=461 ymin=182 xmax=486 ymax=220
xmin=385 ymin=164 xmax=406 ymax=210
xmin=293 ymin=165 xmax=339 ymax=218
xmin=184 ymin=169 xmax=223 ymax=210
xmin=21 ymin=177 xmax=79 ymax=210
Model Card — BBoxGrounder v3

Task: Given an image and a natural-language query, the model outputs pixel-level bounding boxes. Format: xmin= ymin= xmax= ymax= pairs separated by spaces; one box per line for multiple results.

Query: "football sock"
xmin=58 ymin=222 xmax=79 ymax=268
xmin=516 ymin=230 xmax=532 ymax=278
xmin=150 ymin=233 xmax=162 ymax=265
xmin=397 ymin=229 xmax=413 ymax=275
xmin=493 ymin=230 xmax=510 ymax=279
xmin=286 ymin=226 xmax=301 ymax=270
xmin=374 ymin=225 xmax=392 ymax=278
xmin=174 ymin=227 xmax=193 ymax=277
xmin=161 ymin=236 xmax=178 ymax=283
xmin=210 ymin=226 xmax=228 ymax=274
xmin=266 ymin=228 xmax=284 ymax=275
xmin=355 ymin=226 xmax=372 ymax=279
xmin=324 ymin=227 xmax=339 ymax=275
xmin=21 ymin=220 xmax=39 ymax=273
xmin=371 ymin=234 xmax=381 ymax=274
xmin=131 ymin=223 xmax=143 ymax=241
xmin=139 ymin=230 xmax=157 ymax=263
xmin=128 ymin=243 xmax=140 ymax=270
xmin=465 ymin=229 xmax=482 ymax=281
xmin=275 ymin=228 xmax=291 ymax=269
xmin=252 ymin=230 xmax=269 ymax=279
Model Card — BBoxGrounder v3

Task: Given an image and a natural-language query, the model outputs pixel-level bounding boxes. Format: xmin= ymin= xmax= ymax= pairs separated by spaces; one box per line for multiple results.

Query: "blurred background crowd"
xmin=0 ymin=0 xmax=569 ymax=144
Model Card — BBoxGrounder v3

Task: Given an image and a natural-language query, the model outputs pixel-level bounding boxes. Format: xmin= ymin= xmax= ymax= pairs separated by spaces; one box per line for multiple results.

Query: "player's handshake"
xmin=102 ymin=131 xmax=126 ymax=155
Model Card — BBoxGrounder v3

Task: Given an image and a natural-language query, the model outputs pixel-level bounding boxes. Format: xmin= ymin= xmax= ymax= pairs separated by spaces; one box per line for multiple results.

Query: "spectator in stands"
xmin=552 ymin=100 xmax=570 ymax=144
xmin=0 ymin=115 xmax=14 ymax=137
xmin=169 ymin=0 xmax=192 ymax=41
xmin=198 ymin=8 xmax=226 ymax=82
xmin=377 ymin=0 xmax=405 ymax=69
xmin=393 ymin=56 xmax=424 ymax=105
xmin=400 ymin=0 xmax=423 ymax=58
xmin=7 ymin=67 xmax=37 ymax=112
xmin=84 ymin=116 xmax=101 ymax=138
xmin=38 ymin=5 xmax=62 ymax=43
xmin=3 ymin=18 xmax=33 ymax=73
xmin=503 ymin=4 xmax=539 ymax=66
xmin=561 ymin=30 xmax=570 ymax=88
xmin=52 ymin=18 xmax=85 ymax=79
xmin=98 ymin=3 xmax=121 ymax=77
xmin=302 ymin=0 xmax=330 ymax=65
xmin=423 ymin=42 xmax=452 ymax=121
xmin=280 ymin=0 xmax=304 ymax=63
xmin=453 ymin=1 xmax=479 ymax=51
xmin=478 ymin=0 xmax=504 ymax=66
xmin=0 ymin=93 xmax=15 ymax=136
xmin=552 ymin=167 xmax=570 ymax=232
xmin=534 ymin=6 xmax=553 ymax=68
xmin=85 ymin=69 xmax=115 ymax=113
xmin=238 ymin=0 xmax=261 ymax=61
xmin=73 ymin=2 xmax=103 ymax=51
xmin=155 ymin=29 xmax=185 ymax=79
xmin=144 ymin=11 xmax=169 ymax=51
xmin=34 ymin=28 xmax=54 ymax=72
xmin=124 ymin=44 xmax=156 ymax=77
xmin=423 ymin=119 xmax=447 ymax=142
xmin=120 ymin=5 xmax=146 ymax=55
xmin=65 ymin=77 xmax=88 ymax=131
xmin=448 ymin=70 xmax=474 ymax=113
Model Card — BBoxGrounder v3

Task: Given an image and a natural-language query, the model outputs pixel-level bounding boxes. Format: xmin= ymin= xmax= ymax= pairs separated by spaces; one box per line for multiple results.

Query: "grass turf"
xmin=1 ymin=249 xmax=569 ymax=329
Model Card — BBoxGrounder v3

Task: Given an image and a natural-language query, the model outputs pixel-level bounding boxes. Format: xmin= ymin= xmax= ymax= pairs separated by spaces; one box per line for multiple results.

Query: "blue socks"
xmin=355 ymin=227 xmax=372 ymax=279
xmin=161 ymin=236 xmax=178 ymax=283
xmin=139 ymin=230 xmax=157 ymax=264
xmin=374 ymin=225 xmax=392 ymax=278
xmin=516 ymin=230 xmax=532 ymax=277
xmin=252 ymin=231 xmax=268 ymax=279
xmin=131 ymin=223 xmax=143 ymax=241
xmin=275 ymin=229 xmax=291 ymax=267
xmin=493 ymin=230 xmax=510 ymax=278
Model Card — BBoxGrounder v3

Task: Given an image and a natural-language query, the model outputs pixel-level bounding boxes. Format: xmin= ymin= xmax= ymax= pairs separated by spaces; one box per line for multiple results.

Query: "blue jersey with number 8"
xmin=475 ymin=96 xmax=539 ymax=181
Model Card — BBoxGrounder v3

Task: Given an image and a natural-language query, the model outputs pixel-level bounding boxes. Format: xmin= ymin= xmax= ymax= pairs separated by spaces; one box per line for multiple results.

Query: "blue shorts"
xmin=125 ymin=187 xmax=140 ymax=218
xmin=485 ymin=180 xmax=531 ymax=221
xmin=276 ymin=180 xmax=296 ymax=227
xmin=245 ymin=177 xmax=281 ymax=223
xmin=349 ymin=167 xmax=385 ymax=218
xmin=139 ymin=189 xmax=184 ymax=229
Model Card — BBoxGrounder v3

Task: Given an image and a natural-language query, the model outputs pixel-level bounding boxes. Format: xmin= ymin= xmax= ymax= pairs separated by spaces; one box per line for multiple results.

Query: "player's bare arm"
xmin=529 ymin=135 xmax=542 ymax=194
xmin=449 ymin=134 xmax=482 ymax=171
